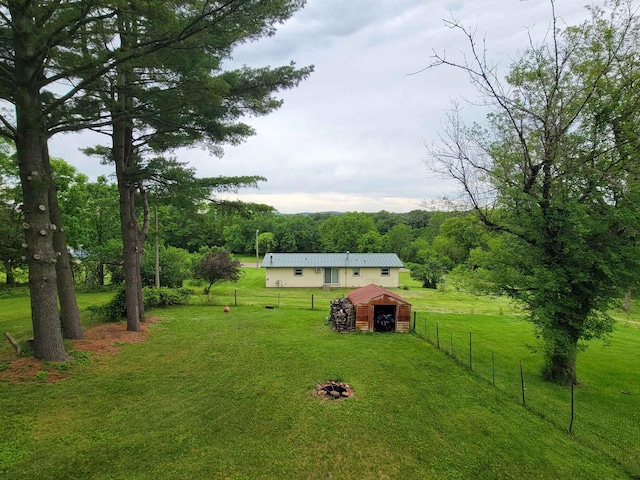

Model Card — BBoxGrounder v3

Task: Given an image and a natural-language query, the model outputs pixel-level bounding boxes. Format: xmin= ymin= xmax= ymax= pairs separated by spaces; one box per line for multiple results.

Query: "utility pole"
xmin=155 ymin=205 xmax=160 ymax=288
xmin=256 ymin=229 xmax=259 ymax=268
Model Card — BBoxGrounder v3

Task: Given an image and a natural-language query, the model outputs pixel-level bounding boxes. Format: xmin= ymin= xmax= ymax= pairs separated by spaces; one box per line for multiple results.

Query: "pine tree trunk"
xmin=43 ymin=144 xmax=83 ymax=339
xmin=14 ymin=127 xmax=67 ymax=361
xmin=114 ymin=116 xmax=140 ymax=331
xmin=96 ymin=263 xmax=105 ymax=286
xmin=112 ymin=16 xmax=141 ymax=331
xmin=11 ymin=2 xmax=67 ymax=361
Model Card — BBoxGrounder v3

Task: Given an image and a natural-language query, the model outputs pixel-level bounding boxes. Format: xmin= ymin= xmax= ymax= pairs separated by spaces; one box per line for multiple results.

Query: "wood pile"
xmin=329 ymin=297 xmax=355 ymax=332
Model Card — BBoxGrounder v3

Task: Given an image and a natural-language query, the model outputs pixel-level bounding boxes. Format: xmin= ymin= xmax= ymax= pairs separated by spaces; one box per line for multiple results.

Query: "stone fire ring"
xmin=315 ymin=380 xmax=353 ymax=400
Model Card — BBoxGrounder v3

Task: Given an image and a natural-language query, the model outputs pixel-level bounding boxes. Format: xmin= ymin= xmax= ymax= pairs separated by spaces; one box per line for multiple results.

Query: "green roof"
xmin=261 ymin=253 xmax=404 ymax=268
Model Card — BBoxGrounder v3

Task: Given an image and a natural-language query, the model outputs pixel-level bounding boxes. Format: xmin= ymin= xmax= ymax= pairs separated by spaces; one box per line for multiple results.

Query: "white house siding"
xmin=265 ymin=266 xmax=400 ymax=288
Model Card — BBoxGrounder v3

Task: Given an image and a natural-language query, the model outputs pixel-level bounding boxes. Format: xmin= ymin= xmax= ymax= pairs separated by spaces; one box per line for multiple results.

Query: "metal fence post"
xmin=469 ymin=331 xmax=472 ymax=370
xmin=569 ymin=382 xmax=575 ymax=434
xmin=520 ymin=361 xmax=526 ymax=406
xmin=492 ymin=351 xmax=495 ymax=386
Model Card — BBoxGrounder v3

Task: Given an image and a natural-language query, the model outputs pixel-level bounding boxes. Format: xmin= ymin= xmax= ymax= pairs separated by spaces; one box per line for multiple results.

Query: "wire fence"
xmin=410 ymin=311 xmax=640 ymax=477
xmin=188 ymin=289 xmax=341 ymax=311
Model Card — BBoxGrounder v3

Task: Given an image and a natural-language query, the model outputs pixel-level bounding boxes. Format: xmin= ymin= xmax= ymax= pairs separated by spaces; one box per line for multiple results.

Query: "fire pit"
xmin=315 ymin=380 xmax=353 ymax=400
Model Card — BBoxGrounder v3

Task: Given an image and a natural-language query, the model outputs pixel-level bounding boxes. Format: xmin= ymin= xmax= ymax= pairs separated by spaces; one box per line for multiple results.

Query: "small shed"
xmin=348 ymin=284 xmax=411 ymax=333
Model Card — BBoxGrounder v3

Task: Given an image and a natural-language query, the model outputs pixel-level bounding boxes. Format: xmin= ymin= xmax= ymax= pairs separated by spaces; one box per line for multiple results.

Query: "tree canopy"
xmin=195 ymin=247 xmax=242 ymax=295
xmin=427 ymin=0 xmax=640 ymax=384
xmin=0 ymin=0 xmax=312 ymax=358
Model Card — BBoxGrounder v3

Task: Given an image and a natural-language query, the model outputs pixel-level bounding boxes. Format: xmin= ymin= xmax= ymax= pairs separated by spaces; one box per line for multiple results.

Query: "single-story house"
xmin=261 ymin=252 xmax=404 ymax=288
xmin=348 ymin=284 xmax=411 ymax=332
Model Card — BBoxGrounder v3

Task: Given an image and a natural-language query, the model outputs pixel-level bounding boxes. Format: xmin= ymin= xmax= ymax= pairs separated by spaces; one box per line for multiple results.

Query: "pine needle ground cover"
xmin=1 ymin=293 xmax=636 ymax=478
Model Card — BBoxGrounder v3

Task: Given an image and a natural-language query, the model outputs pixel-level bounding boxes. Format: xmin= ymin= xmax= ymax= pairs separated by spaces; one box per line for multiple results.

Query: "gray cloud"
xmin=49 ymin=0 xmax=605 ymax=213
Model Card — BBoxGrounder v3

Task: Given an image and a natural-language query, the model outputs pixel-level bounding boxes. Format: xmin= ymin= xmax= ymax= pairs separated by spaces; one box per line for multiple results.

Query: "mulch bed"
xmin=0 ymin=317 xmax=161 ymax=384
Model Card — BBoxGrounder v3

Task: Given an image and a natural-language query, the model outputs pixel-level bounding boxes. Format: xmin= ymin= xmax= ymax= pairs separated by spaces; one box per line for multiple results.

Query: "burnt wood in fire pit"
xmin=315 ymin=380 xmax=353 ymax=400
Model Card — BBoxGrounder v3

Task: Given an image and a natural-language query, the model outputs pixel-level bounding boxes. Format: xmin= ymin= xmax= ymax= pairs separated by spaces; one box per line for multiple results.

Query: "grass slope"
xmin=1 ymin=271 xmax=638 ymax=478
xmin=0 ymin=304 xmax=633 ymax=479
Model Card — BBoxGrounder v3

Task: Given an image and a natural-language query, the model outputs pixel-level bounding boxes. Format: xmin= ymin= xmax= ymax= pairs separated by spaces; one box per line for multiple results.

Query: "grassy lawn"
xmin=0 ymin=271 xmax=638 ymax=478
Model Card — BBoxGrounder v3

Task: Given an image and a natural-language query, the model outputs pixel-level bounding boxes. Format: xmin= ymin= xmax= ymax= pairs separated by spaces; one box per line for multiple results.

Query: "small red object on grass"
xmin=224 ymin=306 xmax=230 ymax=313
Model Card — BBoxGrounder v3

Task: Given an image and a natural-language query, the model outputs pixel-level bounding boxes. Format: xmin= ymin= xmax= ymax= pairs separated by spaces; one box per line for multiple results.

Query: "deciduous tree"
xmin=195 ymin=247 xmax=241 ymax=294
xmin=427 ymin=0 xmax=640 ymax=383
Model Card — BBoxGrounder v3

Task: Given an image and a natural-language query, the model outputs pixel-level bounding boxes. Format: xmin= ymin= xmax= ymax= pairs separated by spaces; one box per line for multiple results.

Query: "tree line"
xmin=2 ymin=155 xmax=475 ymax=292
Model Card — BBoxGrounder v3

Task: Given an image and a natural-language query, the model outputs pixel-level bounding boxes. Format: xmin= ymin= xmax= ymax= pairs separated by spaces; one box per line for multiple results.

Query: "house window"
xmin=352 ymin=267 xmax=360 ymax=277
xmin=380 ymin=267 xmax=390 ymax=277
xmin=294 ymin=268 xmax=303 ymax=277
xmin=324 ymin=267 xmax=339 ymax=284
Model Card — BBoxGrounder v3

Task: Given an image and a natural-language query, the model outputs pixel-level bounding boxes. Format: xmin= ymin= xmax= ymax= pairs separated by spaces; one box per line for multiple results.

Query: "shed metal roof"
xmin=348 ymin=284 xmax=411 ymax=306
xmin=261 ymin=253 xmax=404 ymax=268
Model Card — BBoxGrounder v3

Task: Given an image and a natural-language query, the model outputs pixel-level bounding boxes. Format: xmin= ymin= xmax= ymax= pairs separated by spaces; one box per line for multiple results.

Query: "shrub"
xmin=143 ymin=287 xmax=192 ymax=308
xmin=96 ymin=286 xmax=192 ymax=322
xmin=141 ymin=246 xmax=193 ymax=288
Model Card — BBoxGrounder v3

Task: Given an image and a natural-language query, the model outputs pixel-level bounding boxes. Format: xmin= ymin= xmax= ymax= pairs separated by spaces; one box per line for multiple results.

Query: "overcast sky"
xmin=49 ymin=0 xmax=604 ymax=214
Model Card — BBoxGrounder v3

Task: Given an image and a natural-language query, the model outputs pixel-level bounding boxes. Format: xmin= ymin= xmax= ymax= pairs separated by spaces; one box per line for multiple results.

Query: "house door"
xmin=324 ymin=267 xmax=339 ymax=285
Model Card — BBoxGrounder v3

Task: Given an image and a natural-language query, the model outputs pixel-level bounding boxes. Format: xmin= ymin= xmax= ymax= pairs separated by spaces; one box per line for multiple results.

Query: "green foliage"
xmin=318 ymin=212 xmax=377 ymax=252
xmin=431 ymin=2 xmax=640 ymax=383
xmin=17 ymin=340 xmax=34 ymax=358
xmin=142 ymin=287 xmax=192 ymax=309
xmin=383 ymin=223 xmax=415 ymax=260
xmin=431 ymin=213 xmax=488 ymax=266
xmin=194 ymin=247 xmax=242 ymax=294
xmin=140 ymin=245 xmax=193 ymax=288
xmin=357 ymin=230 xmax=383 ymax=253
xmin=98 ymin=287 xmax=192 ymax=322
xmin=257 ymin=231 xmax=276 ymax=254
xmin=0 ymin=140 xmax=24 ymax=286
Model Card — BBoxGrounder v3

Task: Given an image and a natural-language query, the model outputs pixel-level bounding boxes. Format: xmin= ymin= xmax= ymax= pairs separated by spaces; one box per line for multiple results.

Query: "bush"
xmin=141 ymin=246 xmax=194 ymax=288
xmin=96 ymin=286 xmax=192 ymax=322
xmin=143 ymin=287 xmax=192 ymax=309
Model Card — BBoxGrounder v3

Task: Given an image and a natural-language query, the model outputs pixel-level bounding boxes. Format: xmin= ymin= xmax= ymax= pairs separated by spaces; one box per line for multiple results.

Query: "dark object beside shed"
xmin=348 ymin=284 xmax=411 ymax=333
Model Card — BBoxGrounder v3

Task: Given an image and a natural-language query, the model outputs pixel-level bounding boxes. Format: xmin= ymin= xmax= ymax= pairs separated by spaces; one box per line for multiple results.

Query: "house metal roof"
xmin=261 ymin=253 xmax=404 ymax=268
xmin=348 ymin=284 xmax=411 ymax=306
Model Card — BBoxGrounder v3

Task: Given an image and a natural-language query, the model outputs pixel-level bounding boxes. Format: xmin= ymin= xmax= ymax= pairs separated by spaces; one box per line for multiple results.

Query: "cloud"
xmin=49 ymin=0 xmax=606 ymax=214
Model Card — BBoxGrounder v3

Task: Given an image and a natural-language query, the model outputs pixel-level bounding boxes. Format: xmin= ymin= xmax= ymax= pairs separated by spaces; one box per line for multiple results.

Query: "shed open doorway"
xmin=373 ymin=304 xmax=396 ymax=332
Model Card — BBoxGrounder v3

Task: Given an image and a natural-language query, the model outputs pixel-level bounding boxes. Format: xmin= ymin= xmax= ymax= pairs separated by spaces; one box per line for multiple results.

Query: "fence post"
xmin=311 ymin=294 xmax=314 ymax=310
xmin=520 ymin=361 xmax=526 ymax=406
xmin=492 ymin=351 xmax=495 ymax=386
xmin=569 ymin=382 xmax=575 ymax=434
xmin=469 ymin=331 xmax=472 ymax=370
xmin=450 ymin=331 xmax=454 ymax=357
xmin=234 ymin=289 xmax=237 ymax=307
xmin=436 ymin=323 xmax=440 ymax=349
xmin=413 ymin=311 xmax=416 ymax=333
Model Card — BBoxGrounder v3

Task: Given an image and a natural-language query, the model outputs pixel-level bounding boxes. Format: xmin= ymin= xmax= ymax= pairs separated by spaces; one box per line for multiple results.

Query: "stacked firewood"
xmin=329 ymin=297 xmax=355 ymax=332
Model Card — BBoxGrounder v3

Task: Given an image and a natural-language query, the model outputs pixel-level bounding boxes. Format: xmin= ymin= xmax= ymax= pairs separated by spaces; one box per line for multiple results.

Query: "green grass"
xmin=0 ymin=290 xmax=113 ymax=348
xmin=0 ymin=271 xmax=638 ymax=478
